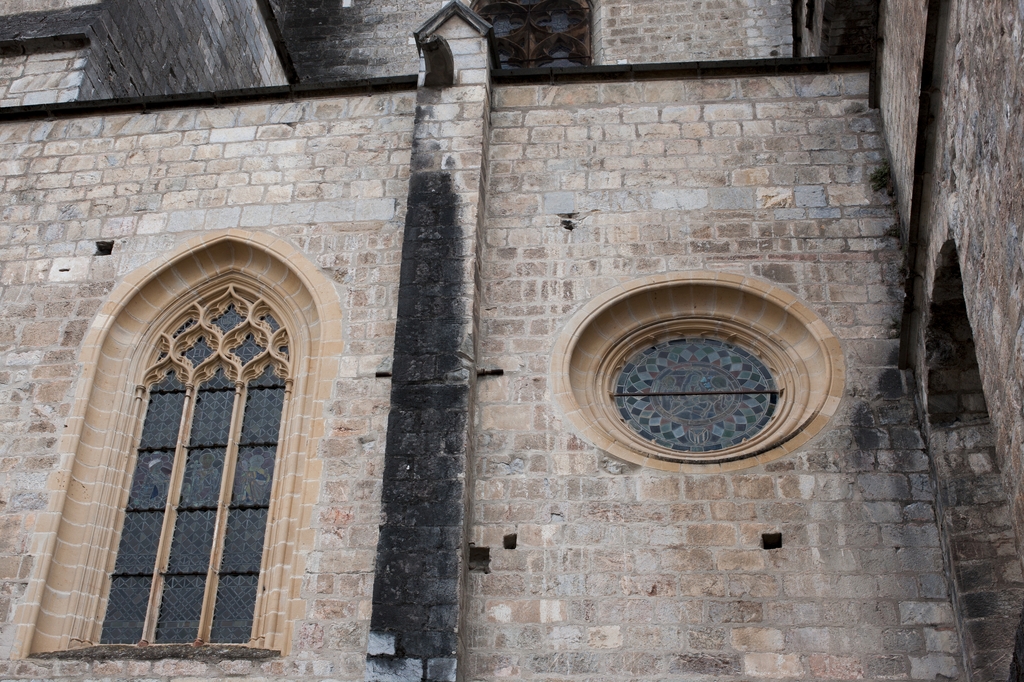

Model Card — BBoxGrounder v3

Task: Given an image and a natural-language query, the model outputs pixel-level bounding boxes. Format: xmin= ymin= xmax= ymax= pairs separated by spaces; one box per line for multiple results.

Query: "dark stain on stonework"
xmin=369 ymin=168 xmax=469 ymax=667
xmin=270 ymin=0 xmax=382 ymax=81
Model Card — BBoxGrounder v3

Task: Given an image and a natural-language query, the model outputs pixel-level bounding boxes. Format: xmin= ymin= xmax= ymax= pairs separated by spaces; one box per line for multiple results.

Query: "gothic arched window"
xmin=16 ymin=233 xmax=342 ymax=659
xmin=101 ymin=287 xmax=292 ymax=645
xmin=473 ymin=0 xmax=591 ymax=69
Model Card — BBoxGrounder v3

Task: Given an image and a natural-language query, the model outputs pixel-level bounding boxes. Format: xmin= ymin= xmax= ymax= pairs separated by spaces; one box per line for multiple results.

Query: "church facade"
xmin=0 ymin=0 xmax=1021 ymax=681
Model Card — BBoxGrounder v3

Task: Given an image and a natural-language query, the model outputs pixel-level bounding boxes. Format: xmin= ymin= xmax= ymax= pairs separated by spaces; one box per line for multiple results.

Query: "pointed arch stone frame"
xmin=13 ymin=230 xmax=343 ymax=658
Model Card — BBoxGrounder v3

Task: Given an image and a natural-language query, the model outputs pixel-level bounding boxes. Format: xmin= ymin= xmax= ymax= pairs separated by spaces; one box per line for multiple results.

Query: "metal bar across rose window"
xmin=611 ymin=390 xmax=779 ymax=397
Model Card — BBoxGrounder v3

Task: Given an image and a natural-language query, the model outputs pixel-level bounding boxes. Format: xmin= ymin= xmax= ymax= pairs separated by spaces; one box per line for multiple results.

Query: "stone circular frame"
xmin=551 ymin=272 xmax=846 ymax=472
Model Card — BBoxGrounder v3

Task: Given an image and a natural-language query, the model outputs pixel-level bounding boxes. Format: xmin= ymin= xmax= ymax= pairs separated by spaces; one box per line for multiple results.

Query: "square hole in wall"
xmin=762 ymin=532 xmax=782 ymax=550
xmin=468 ymin=546 xmax=491 ymax=573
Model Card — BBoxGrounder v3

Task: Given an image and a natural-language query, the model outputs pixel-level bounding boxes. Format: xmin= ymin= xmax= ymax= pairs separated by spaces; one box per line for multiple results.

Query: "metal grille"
xmin=473 ymin=0 xmax=591 ymax=69
xmin=189 ymin=372 xmax=234 ymax=447
xmin=207 ymin=366 xmax=284 ymax=642
xmin=113 ymin=511 xmax=164 ymax=575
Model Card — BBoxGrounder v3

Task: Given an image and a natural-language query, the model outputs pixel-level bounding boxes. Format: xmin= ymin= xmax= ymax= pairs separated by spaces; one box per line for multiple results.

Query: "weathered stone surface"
xmin=595 ymin=0 xmax=794 ymax=63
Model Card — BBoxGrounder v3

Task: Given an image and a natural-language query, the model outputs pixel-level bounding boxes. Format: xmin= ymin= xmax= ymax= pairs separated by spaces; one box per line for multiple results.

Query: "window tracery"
xmin=473 ymin=0 xmax=592 ymax=68
xmin=102 ymin=287 xmax=291 ymax=646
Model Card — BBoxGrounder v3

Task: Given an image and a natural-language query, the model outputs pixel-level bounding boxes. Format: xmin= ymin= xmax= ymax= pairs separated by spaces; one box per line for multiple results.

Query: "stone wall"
xmin=875 ymin=0 xmax=927 ymax=233
xmin=797 ymin=0 xmax=877 ymax=57
xmin=78 ymin=0 xmax=287 ymax=99
xmin=0 ymin=93 xmax=413 ymax=678
xmin=269 ymin=0 xmax=443 ymax=82
xmin=466 ymin=71 xmax=964 ymax=682
xmin=0 ymin=0 xmax=97 ymax=13
xmin=0 ymin=47 xmax=87 ymax=108
xmin=919 ymin=0 xmax=1024 ymax=539
xmin=594 ymin=0 xmax=793 ymax=63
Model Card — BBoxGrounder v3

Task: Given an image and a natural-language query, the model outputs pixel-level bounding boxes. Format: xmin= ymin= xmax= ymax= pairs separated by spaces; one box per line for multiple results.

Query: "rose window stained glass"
xmin=473 ymin=0 xmax=591 ymax=69
xmin=614 ymin=338 xmax=778 ymax=453
xmin=101 ymin=287 xmax=289 ymax=646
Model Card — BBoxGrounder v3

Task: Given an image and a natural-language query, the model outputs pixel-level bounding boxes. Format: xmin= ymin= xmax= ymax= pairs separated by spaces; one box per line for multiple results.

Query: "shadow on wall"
xmin=924 ymin=241 xmax=1024 ymax=682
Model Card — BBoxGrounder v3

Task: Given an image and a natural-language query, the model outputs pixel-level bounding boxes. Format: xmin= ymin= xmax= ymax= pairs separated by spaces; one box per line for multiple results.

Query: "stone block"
xmin=794 ymin=185 xmax=827 ymax=207
xmin=899 ymin=601 xmax=955 ymax=625
xmin=744 ymin=653 xmax=804 ymax=678
xmin=908 ymin=654 xmax=958 ymax=680
xmin=368 ymin=631 xmax=396 ymax=655
xmin=426 ymin=658 xmax=457 ymax=682
xmin=709 ymin=187 xmax=754 ymax=209
xmin=543 ymin=192 xmax=576 ymax=214
xmin=365 ymin=657 xmax=423 ymax=682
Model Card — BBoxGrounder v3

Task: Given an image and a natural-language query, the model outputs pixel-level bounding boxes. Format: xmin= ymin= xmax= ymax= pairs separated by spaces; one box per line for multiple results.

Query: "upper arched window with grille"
xmin=473 ymin=0 xmax=592 ymax=69
xmin=102 ymin=286 xmax=291 ymax=645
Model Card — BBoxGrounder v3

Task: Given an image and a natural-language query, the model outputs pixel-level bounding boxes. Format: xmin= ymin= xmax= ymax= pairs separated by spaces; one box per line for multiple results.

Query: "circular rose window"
xmin=615 ymin=338 xmax=778 ymax=452
xmin=551 ymin=272 xmax=845 ymax=472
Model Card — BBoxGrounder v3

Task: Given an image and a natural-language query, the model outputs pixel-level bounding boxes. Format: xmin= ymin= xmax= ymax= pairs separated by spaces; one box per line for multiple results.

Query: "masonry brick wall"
xmin=78 ymin=0 xmax=287 ymax=99
xmin=466 ymin=72 xmax=963 ymax=681
xmin=594 ymin=0 xmax=794 ymax=64
xmin=0 ymin=0 xmax=96 ymax=13
xmin=0 ymin=48 xmax=87 ymax=108
xmin=798 ymin=0 xmax=877 ymax=57
xmin=900 ymin=0 xmax=1024 ymax=673
xmin=0 ymin=94 xmax=414 ymax=677
xmin=876 ymin=0 xmax=928 ymax=232
xmin=269 ymin=0 xmax=444 ymax=82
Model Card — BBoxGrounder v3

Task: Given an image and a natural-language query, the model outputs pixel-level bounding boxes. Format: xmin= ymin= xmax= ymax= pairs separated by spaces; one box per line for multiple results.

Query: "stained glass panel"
xmin=179 ymin=448 xmax=225 ymax=509
xmin=233 ymin=446 xmax=276 ymax=507
xmin=231 ymin=333 xmax=265 ymax=366
xmin=212 ymin=304 xmax=244 ymax=333
xmin=240 ymin=369 xmax=285 ymax=445
xmin=190 ymin=375 xmax=234 ymax=447
xmin=261 ymin=314 xmax=280 ymax=332
xmin=113 ymin=511 xmax=164 ymax=575
xmin=101 ymin=575 xmax=151 ymax=644
xmin=210 ymin=574 xmax=259 ymax=643
xmin=474 ymin=0 xmax=591 ymax=69
xmin=156 ymin=574 xmax=206 ymax=643
xmin=166 ymin=510 xmax=216 ymax=575
xmin=127 ymin=450 xmax=174 ymax=511
xmin=614 ymin=338 xmax=777 ymax=453
xmin=220 ymin=508 xmax=268 ymax=574
xmin=138 ymin=390 xmax=186 ymax=451
xmin=173 ymin=318 xmax=196 ymax=338
xmin=183 ymin=337 xmax=214 ymax=367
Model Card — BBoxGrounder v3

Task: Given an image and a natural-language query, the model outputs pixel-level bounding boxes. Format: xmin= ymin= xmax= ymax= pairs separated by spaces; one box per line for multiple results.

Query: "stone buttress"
xmin=364 ymin=4 xmax=492 ymax=681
